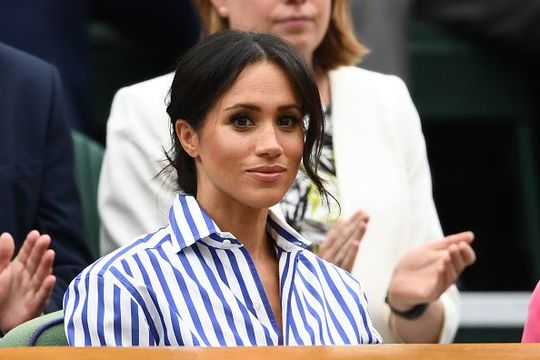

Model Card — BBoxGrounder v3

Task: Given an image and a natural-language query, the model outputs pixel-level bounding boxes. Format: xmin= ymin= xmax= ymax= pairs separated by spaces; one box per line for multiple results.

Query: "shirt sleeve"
xmin=98 ymin=84 xmax=175 ymax=255
xmin=63 ymin=269 xmax=156 ymax=346
xmin=356 ymin=281 xmax=384 ymax=344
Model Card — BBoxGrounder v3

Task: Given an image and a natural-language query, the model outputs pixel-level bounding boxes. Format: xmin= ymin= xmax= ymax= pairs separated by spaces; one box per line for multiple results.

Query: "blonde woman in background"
xmin=98 ymin=0 xmax=475 ymax=343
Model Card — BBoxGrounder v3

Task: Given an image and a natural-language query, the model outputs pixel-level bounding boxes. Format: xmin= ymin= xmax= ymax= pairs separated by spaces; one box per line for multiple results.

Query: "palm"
xmin=319 ymin=210 xmax=370 ymax=272
xmin=390 ymin=249 xmax=449 ymax=304
xmin=0 ymin=231 xmax=56 ymax=332
xmin=0 ymin=257 xmax=40 ymax=329
xmin=0 ymin=260 xmax=15 ymax=309
xmin=388 ymin=232 xmax=476 ymax=310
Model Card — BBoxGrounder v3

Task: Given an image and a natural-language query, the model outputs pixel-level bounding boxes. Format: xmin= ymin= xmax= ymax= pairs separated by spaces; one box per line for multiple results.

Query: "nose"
xmin=255 ymin=123 xmax=283 ymax=159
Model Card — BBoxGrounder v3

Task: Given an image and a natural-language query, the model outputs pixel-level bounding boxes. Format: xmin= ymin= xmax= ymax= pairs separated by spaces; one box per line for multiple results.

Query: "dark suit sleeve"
xmin=37 ymin=65 xmax=93 ymax=311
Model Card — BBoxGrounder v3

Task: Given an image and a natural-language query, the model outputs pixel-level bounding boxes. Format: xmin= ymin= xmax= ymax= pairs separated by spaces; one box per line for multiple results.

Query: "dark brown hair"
xmin=166 ymin=30 xmax=328 ymax=201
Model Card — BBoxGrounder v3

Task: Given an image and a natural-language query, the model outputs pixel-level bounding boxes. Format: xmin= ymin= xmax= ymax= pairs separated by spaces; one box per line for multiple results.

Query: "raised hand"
xmin=318 ymin=210 xmax=370 ymax=272
xmin=0 ymin=231 xmax=56 ymax=332
xmin=386 ymin=231 xmax=476 ymax=312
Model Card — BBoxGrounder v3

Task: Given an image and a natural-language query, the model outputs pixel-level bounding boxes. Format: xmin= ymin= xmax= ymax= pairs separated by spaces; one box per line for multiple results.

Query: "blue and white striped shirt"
xmin=64 ymin=195 xmax=381 ymax=346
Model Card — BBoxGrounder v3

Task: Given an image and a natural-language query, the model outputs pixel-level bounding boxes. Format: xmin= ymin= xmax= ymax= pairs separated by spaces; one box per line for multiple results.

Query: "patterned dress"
xmin=280 ymin=107 xmax=341 ymax=246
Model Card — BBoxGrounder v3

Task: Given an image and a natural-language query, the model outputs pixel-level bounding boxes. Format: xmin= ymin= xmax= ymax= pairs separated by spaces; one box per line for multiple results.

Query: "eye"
xmin=277 ymin=115 xmax=300 ymax=128
xmin=231 ymin=114 xmax=254 ymax=129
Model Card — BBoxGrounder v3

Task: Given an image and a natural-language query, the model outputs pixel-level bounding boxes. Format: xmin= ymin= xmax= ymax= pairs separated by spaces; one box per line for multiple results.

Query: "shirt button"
xmin=222 ymin=239 xmax=232 ymax=246
xmin=254 ymin=302 xmax=262 ymax=312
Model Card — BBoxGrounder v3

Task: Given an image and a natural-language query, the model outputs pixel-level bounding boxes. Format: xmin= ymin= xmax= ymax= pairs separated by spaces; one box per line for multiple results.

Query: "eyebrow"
xmin=224 ymin=103 xmax=302 ymax=112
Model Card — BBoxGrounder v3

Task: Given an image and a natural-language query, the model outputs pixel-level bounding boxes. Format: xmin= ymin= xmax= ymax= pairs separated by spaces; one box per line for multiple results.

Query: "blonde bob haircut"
xmin=194 ymin=0 xmax=368 ymax=72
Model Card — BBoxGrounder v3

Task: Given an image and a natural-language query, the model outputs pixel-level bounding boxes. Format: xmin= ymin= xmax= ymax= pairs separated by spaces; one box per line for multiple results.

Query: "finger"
xmin=333 ymin=216 xmax=366 ymax=257
xmin=355 ymin=218 xmax=368 ymax=245
xmin=427 ymin=237 xmax=453 ymax=251
xmin=332 ymin=227 xmax=357 ymax=267
xmin=407 ymin=242 xmax=448 ymax=269
xmin=319 ymin=219 xmax=348 ymax=260
xmin=342 ymin=212 xmax=369 ymax=241
xmin=448 ymin=243 xmax=465 ymax=274
xmin=336 ymin=215 xmax=369 ymax=268
xmin=320 ymin=210 xmax=369 ymax=263
xmin=340 ymin=235 xmax=361 ymax=272
xmin=29 ymin=275 xmax=56 ymax=316
xmin=318 ymin=235 xmax=338 ymax=261
xmin=25 ymin=234 xmax=51 ymax=276
xmin=342 ymin=214 xmax=368 ymax=247
xmin=444 ymin=231 xmax=475 ymax=246
xmin=30 ymin=249 xmax=55 ymax=291
xmin=458 ymin=242 xmax=476 ymax=266
xmin=339 ymin=220 xmax=359 ymax=246
xmin=429 ymin=231 xmax=474 ymax=252
xmin=441 ymin=251 xmax=458 ymax=288
xmin=344 ymin=210 xmax=368 ymax=223
xmin=0 ymin=233 xmax=15 ymax=271
xmin=320 ymin=219 xmax=345 ymax=251
xmin=353 ymin=210 xmax=370 ymax=224
xmin=15 ymin=230 xmax=40 ymax=266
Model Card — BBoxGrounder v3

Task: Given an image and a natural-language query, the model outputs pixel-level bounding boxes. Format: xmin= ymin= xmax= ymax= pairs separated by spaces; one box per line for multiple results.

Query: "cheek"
xmin=202 ymin=132 xmax=250 ymax=170
xmin=229 ymin=4 xmax=270 ymax=32
xmin=284 ymin=132 xmax=305 ymax=165
xmin=318 ymin=1 xmax=332 ymax=33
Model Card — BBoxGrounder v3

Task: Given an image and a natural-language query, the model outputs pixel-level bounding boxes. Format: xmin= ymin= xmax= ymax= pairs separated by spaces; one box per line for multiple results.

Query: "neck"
xmin=315 ymin=69 xmax=331 ymax=108
xmin=196 ymin=194 xmax=272 ymax=261
xmin=307 ymin=53 xmax=330 ymax=108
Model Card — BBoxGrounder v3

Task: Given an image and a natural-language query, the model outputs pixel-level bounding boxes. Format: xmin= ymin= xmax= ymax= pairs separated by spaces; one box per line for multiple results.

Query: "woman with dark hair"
xmin=99 ymin=0 xmax=475 ymax=344
xmin=64 ymin=30 xmax=381 ymax=347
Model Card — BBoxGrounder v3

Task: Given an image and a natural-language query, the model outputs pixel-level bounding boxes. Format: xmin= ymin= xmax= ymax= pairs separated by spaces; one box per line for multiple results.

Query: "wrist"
xmin=385 ymin=291 xmax=429 ymax=320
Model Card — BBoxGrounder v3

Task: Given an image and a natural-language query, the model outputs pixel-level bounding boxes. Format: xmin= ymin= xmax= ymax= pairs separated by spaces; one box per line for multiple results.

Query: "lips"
xmin=278 ymin=15 xmax=312 ymax=22
xmin=276 ymin=16 xmax=313 ymax=30
xmin=246 ymin=165 xmax=287 ymax=182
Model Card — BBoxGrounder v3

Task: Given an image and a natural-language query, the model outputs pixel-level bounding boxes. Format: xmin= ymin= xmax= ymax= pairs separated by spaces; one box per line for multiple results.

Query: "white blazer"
xmin=330 ymin=67 xmax=458 ymax=343
xmin=98 ymin=66 xmax=459 ymax=343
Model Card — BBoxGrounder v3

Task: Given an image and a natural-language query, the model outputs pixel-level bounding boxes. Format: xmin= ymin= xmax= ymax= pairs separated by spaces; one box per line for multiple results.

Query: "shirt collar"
xmin=167 ymin=195 xmax=311 ymax=253
xmin=266 ymin=209 xmax=311 ymax=252
xmin=167 ymin=194 xmax=222 ymax=253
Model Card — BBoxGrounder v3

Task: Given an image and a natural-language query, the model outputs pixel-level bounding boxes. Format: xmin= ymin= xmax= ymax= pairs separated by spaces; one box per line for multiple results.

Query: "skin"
xmin=388 ymin=232 xmax=476 ymax=342
xmin=206 ymin=0 xmax=477 ymax=342
xmin=210 ymin=0 xmax=331 ymax=66
xmin=318 ymin=210 xmax=370 ymax=271
xmin=0 ymin=231 xmax=56 ymax=332
xmin=175 ymin=61 xmax=305 ymax=331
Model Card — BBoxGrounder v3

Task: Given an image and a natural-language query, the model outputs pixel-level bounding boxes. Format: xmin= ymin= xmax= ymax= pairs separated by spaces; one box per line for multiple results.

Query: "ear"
xmin=210 ymin=0 xmax=229 ymax=18
xmin=175 ymin=120 xmax=200 ymax=158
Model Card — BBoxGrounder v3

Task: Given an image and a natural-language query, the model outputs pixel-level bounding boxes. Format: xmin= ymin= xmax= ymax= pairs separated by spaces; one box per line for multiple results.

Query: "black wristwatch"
xmin=385 ymin=293 xmax=429 ymax=320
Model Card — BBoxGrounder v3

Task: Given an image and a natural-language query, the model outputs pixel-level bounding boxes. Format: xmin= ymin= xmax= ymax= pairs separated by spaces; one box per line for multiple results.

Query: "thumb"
xmin=0 ymin=233 xmax=15 ymax=271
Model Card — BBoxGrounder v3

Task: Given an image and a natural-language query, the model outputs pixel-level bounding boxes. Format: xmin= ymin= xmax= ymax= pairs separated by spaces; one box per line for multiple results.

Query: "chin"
xmin=289 ymin=37 xmax=317 ymax=56
xmin=240 ymin=189 xmax=288 ymax=210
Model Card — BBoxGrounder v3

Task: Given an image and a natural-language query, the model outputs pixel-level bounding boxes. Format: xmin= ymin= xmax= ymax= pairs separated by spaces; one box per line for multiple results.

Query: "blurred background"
xmin=1 ymin=0 xmax=538 ymax=343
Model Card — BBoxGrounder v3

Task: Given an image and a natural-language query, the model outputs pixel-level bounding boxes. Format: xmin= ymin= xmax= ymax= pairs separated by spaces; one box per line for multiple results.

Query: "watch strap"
xmin=385 ymin=293 xmax=429 ymax=320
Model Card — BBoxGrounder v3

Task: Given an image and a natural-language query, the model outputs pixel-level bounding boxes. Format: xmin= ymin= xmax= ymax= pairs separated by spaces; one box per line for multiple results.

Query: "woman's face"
xmin=212 ymin=0 xmax=331 ymax=64
xmin=178 ymin=61 xmax=304 ymax=210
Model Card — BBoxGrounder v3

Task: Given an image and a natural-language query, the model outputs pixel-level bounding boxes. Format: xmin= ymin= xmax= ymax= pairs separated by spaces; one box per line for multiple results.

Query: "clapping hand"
xmin=318 ymin=210 xmax=370 ymax=272
xmin=386 ymin=231 xmax=476 ymax=311
xmin=0 ymin=231 xmax=56 ymax=333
